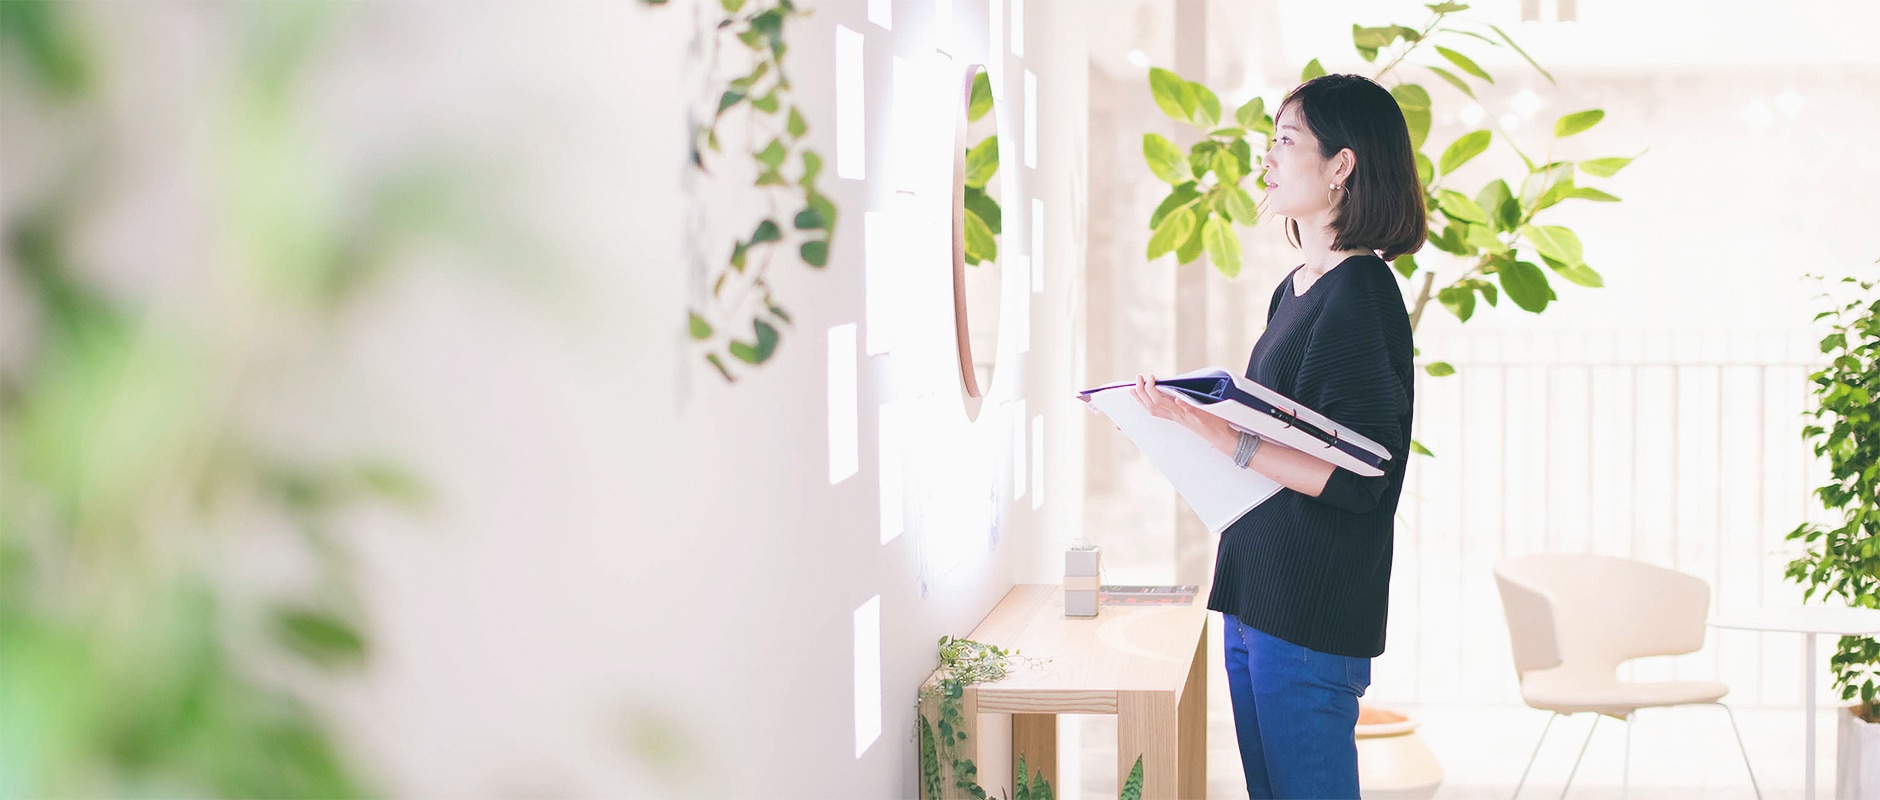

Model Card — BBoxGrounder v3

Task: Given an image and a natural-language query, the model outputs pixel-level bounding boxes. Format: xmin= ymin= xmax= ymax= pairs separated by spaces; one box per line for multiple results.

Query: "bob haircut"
xmin=1278 ymin=74 xmax=1427 ymax=261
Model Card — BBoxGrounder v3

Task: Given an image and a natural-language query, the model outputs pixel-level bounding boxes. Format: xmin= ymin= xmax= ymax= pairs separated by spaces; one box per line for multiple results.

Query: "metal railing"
xmin=1375 ymin=330 xmax=1836 ymax=708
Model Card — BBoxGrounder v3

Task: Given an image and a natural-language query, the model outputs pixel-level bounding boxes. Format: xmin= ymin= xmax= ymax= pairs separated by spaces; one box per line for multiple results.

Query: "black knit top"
xmin=1206 ymin=254 xmax=1414 ymax=659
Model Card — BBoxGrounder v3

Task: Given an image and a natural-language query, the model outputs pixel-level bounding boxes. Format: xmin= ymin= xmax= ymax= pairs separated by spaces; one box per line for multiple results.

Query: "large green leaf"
xmin=688 ymin=311 xmax=714 ymax=340
xmin=1220 ymin=186 xmax=1260 ymax=226
xmin=1541 ymin=254 xmax=1604 ymax=287
xmin=1301 ymin=58 xmax=1325 ymax=82
xmin=1498 ymin=260 xmax=1551 ymax=312
xmin=1427 ymin=223 xmax=1467 ymax=255
xmin=1393 ymin=252 xmax=1419 ymax=279
xmin=1554 ymin=109 xmax=1604 ymax=138
xmin=1391 ymin=83 xmax=1432 ymax=111
xmin=1185 ymin=80 xmax=1222 ymax=128
xmin=1426 ymin=2 xmax=1470 ymax=13
xmin=1149 ymin=182 xmax=1200 ymax=230
xmin=1488 ymin=22 xmax=1555 ymax=84
xmin=1142 ymin=133 xmax=1192 ymax=185
xmin=1434 ymin=45 xmax=1493 ymax=83
xmin=1391 ymin=84 xmax=1432 ymax=150
xmin=1473 ymin=278 xmax=1499 ymax=306
xmin=1567 ymin=186 xmax=1621 ymax=202
xmin=1202 ymin=215 xmax=1241 ymax=277
xmin=964 ymin=185 xmax=1002 ymax=234
xmin=1579 ymin=155 xmax=1637 ymax=178
xmin=1426 ymin=362 xmax=1457 ymax=376
xmin=1148 ymin=67 xmax=1193 ymax=123
xmin=1476 ymin=179 xmax=1517 ymax=232
xmin=1353 ymin=24 xmax=1418 ymax=61
xmin=1187 ymin=140 xmax=1221 ymax=179
xmin=1147 ymin=207 xmax=1196 ymax=260
xmin=963 ymin=207 xmax=997 ymax=265
xmin=1520 ymin=224 xmax=1583 ymax=266
xmin=1414 ymin=152 xmax=1435 ymax=187
xmin=1235 ymin=96 xmax=1268 ymax=131
xmin=1230 ymin=138 xmax=1254 ymax=176
xmin=964 ymin=135 xmax=999 ymax=188
xmin=1176 ymin=210 xmax=1208 ymax=263
xmin=1425 ymin=64 xmax=1475 ymax=98
xmin=1438 ymin=285 xmax=1477 ymax=322
xmin=1439 ymin=129 xmax=1491 ymax=174
xmin=1437 ymin=189 xmax=1487 ymax=225
xmin=1212 ymin=148 xmax=1242 ymax=184
xmin=968 ymin=69 xmax=993 ymax=122
xmin=1464 ymin=222 xmax=1505 ymax=252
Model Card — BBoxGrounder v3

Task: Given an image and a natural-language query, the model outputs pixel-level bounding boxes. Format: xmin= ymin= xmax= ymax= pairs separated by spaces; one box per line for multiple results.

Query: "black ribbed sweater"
xmin=1207 ymin=254 xmax=1414 ymax=659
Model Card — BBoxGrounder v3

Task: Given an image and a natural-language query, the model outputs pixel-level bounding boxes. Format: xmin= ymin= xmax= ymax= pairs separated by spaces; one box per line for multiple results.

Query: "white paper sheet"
xmin=1085 ymin=389 xmax=1284 ymax=534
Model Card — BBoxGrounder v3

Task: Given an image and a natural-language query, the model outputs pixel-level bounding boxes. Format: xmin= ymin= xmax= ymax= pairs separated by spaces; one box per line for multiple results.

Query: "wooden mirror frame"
xmin=951 ymin=63 xmax=997 ymax=421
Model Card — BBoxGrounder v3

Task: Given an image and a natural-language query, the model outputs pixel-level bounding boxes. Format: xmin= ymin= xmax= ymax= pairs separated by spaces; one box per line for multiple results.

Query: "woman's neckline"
xmin=1290 ymin=254 xmax=1377 ymax=297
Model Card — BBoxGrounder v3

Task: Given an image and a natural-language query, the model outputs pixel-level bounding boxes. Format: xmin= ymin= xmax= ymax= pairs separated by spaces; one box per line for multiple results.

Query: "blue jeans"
xmin=1222 ymin=613 xmax=1371 ymax=800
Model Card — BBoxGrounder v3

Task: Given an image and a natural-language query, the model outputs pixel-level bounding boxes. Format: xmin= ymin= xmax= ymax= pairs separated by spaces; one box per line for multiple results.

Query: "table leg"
xmin=1119 ymin=690 xmax=1180 ymax=798
xmin=1806 ymin=631 xmax=1817 ymax=800
xmin=1178 ymin=631 xmax=1207 ymax=799
xmin=1013 ymin=714 xmax=1057 ymax=793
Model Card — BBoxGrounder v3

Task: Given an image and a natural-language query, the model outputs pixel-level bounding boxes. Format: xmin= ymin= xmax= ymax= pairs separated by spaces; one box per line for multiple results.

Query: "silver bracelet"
xmin=1233 ymin=431 xmax=1262 ymax=468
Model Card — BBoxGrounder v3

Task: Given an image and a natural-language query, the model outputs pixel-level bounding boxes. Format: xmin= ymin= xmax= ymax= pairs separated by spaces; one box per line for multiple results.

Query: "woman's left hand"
xmin=1131 ymin=374 xmax=1234 ymax=454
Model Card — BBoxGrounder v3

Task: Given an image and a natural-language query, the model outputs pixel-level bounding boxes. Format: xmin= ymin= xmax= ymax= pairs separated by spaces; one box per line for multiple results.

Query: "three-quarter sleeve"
xmin=1291 ymin=272 xmax=1412 ymax=515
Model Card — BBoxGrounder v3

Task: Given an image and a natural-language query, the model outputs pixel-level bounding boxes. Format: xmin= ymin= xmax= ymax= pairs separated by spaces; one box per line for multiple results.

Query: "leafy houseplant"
xmin=643 ymin=0 xmax=838 ymax=381
xmin=1786 ymin=271 xmax=1880 ymax=720
xmin=916 ymin=636 xmax=1145 ymax=800
xmin=1139 ymin=1 xmax=1641 ymax=382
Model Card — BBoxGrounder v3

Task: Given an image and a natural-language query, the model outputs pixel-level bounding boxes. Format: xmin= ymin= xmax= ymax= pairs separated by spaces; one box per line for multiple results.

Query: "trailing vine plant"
xmin=916 ymin=636 xmax=1146 ymax=800
xmin=1139 ymin=1 xmax=1643 ymax=387
xmin=642 ymin=0 xmax=837 ymax=381
xmin=1785 ymin=268 xmax=1880 ymax=721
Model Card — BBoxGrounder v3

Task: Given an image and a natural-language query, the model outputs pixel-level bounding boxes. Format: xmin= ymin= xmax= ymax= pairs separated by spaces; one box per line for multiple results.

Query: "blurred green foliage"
xmin=0 ymin=3 xmax=500 ymax=796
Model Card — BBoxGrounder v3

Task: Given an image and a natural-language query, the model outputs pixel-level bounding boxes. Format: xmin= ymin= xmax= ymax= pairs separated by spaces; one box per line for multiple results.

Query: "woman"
xmin=1130 ymin=73 xmax=1424 ymax=799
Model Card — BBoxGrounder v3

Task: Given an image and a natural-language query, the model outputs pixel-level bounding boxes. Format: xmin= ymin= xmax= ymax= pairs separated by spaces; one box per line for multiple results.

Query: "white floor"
xmin=1064 ymin=617 xmax=1832 ymax=799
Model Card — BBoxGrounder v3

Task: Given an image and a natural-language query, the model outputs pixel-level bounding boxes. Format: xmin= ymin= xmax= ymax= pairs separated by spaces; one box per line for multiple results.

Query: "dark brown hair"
xmin=1279 ymin=74 xmax=1426 ymax=261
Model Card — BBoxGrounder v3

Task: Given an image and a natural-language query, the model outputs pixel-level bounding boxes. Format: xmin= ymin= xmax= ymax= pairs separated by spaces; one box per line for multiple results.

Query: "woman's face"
xmin=1262 ymin=103 xmax=1350 ymax=222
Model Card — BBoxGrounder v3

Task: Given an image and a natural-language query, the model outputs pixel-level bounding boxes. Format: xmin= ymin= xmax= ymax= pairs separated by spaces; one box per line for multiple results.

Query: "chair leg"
xmin=1714 ymin=703 xmax=1763 ymax=800
xmin=1511 ymin=711 xmax=1560 ymax=800
xmin=1621 ymin=712 xmax=1632 ymax=800
xmin=1559 ymin=713 xmax=1599 ymax=800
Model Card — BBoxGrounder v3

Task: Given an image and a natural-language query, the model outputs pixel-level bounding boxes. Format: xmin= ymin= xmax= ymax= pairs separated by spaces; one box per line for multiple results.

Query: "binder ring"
xmin=1325 ymin=427 xmax=1339 ymax=450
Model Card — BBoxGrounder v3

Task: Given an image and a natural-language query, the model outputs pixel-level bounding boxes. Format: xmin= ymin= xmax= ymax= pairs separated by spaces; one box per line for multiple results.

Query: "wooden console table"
xmin=919 ymin=584 xmax=1210 ymax=799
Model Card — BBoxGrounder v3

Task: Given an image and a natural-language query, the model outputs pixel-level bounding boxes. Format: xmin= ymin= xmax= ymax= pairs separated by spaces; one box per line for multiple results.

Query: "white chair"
xmin=1492 ymin=554 xmax=1760 ymax=799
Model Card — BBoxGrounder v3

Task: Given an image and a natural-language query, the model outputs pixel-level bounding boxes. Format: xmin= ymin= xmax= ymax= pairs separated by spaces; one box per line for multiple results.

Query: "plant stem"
xmin=1407 ymin=271 xmax=1436 ymax=332
xmin=1374 ymin=13 xmax=1446 ymax=79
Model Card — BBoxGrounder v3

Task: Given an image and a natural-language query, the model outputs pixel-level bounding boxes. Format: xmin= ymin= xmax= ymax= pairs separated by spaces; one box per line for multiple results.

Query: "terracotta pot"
xmin=1356 ymin=706 xmax=1443 ymax=800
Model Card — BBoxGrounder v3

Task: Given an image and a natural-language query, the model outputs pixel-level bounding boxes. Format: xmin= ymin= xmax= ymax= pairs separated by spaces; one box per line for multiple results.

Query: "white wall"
xmin=309 ymin=1 xmax=1092 ymax=796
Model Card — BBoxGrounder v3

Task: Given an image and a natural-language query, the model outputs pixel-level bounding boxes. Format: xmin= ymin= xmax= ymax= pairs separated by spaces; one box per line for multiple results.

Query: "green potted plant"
xmin=1784 ymin=268 xmax=1880 ymax=799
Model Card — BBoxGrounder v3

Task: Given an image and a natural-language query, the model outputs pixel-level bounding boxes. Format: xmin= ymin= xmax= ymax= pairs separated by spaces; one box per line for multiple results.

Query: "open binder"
xmin=1078 ymin=367 xmax=1393 ymax=533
